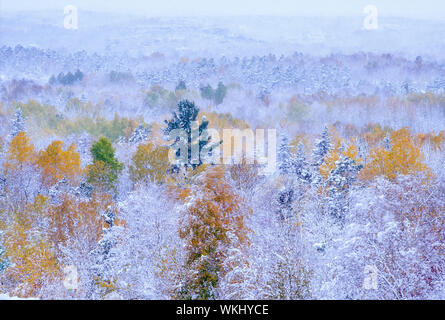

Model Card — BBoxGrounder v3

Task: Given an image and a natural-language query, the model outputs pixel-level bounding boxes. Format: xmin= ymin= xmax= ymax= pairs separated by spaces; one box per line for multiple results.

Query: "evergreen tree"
xmin=277 ymin=187 xmax=295 ymax=220
xmin=0 ymin=245 xmax=9 ymax=274
xmin=90 ymin=137 xmax=123 ymax=176
xmin=325 ymin=153 xmax=362 ymax=223
xmin=164 ymin=100 xmax=220 ymax=169
xmin=9 ymin=109 xmax=25 ymax=139
xmin=383 ymin=133 xmax=391 ymax=151
xmin=74 ymin=69 xmax=84 ymax=82
xmin=200 ymin=85 xmax=214 ymax=101
xmin=128 ymin=124 xmax=150 ymax=144
xmin=87 ymin=137 xmax=123 ymax=194
xmin=312 ymin=126 xmax=332 ymax=168
xmin=72 ymin=181 xmax=93 ymax=199
xmin=63 ymin=72 xmax=76 ymax=85
xmin=199 ymin=83 xmax=227 ymax=105
xmin=57 ymin=72 xmax=65 ymax=84
xmin=294 ymin=142 xmax=311 ymax=183
xmin=175 ymin=80 xmax=187 ymax=91
xmin=277 ymin=136 xmax=308 ymax=220
xmin=278 ymin=137 xmax=311 ymax=182
xmin=90 ymin=206 xmax=123 ymax=299
xmin=214 ymin=82 xmax=227 ymax=105
xmin=311 ymin=126 xmax=332 ymax=186
xmin=49 ymin=75 xmax=57 ymax=85
xmin=277 ymin=135 xmax=293 ymax=175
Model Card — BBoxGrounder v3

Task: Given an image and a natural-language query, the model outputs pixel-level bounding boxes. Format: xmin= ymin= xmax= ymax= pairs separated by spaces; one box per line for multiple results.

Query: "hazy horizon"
xmin=1 ymin=0 xmax=444 ymax=20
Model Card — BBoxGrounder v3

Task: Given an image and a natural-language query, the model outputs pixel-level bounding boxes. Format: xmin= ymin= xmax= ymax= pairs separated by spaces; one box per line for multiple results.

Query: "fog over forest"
xmin=0 ymin=1 xmax=444 ymax=301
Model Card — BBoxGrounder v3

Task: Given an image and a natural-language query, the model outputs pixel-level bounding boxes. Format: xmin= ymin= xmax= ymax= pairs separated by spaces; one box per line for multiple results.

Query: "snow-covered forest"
xmin=0 ymin=4 xmax=444 ymax=300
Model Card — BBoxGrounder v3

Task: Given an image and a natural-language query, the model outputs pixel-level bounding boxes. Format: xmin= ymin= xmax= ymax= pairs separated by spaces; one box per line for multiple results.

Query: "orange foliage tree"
xmin=178 ymin=166 xmax=251 ymax=299
xmin=45 ymin=193 xmax=114 ymax=249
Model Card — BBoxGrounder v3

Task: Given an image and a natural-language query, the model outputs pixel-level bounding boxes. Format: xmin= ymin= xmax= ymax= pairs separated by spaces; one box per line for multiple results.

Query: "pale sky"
xmin=1 ymin=0 xmax=444 ymax=20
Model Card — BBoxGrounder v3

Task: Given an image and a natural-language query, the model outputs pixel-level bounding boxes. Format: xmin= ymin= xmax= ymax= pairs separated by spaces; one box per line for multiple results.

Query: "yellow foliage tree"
xmin=360 ymin=127 xmax=430 ymax=181
xmin=430 ymin=131 xmax=444 ymax=151
xmin=1 ymin=195 xmax=60 ymax=298
xmin=3 ymin=132 xmax=36 ymax=172
xmin=320 ymin=142 xmax=362 ymax=179
xmin=2 ymin=132 xmax=39 ymax=207
xmin=199 ymin=111 xmax=250 ymax=134
xmin=415 ymin=131 xmax=444 ymax=151
xmin=129 ymin=140 xmax=170 ymax=185
xmin=362 ymin=124 xmax=388 ymax=148
xmin=37 ymin=140 xmax=82 ymax=187
xmin=318 ymin=126 xmax=362 ymax=180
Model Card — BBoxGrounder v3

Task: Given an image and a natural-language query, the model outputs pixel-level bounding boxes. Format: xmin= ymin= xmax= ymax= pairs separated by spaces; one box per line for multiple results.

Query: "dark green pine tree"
xmin=200 ymin=84 xmax=214 ymax=101
xmin=312 ymin=126 xmax=332 ymax=168
xmin=74 ymin=69 xmax=84 ymax=82
xmin=213 ymin=82 xmax=227 ymax=105
xmin=175 ymin=80 xmax=187 ymax=91
xmin=164 ymin=100 xmax=220 ymax=170
xmin=0 ymin=244 xmax=9 ymax=274
xmin=325 ymin=152 xmax=363 ymax=224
